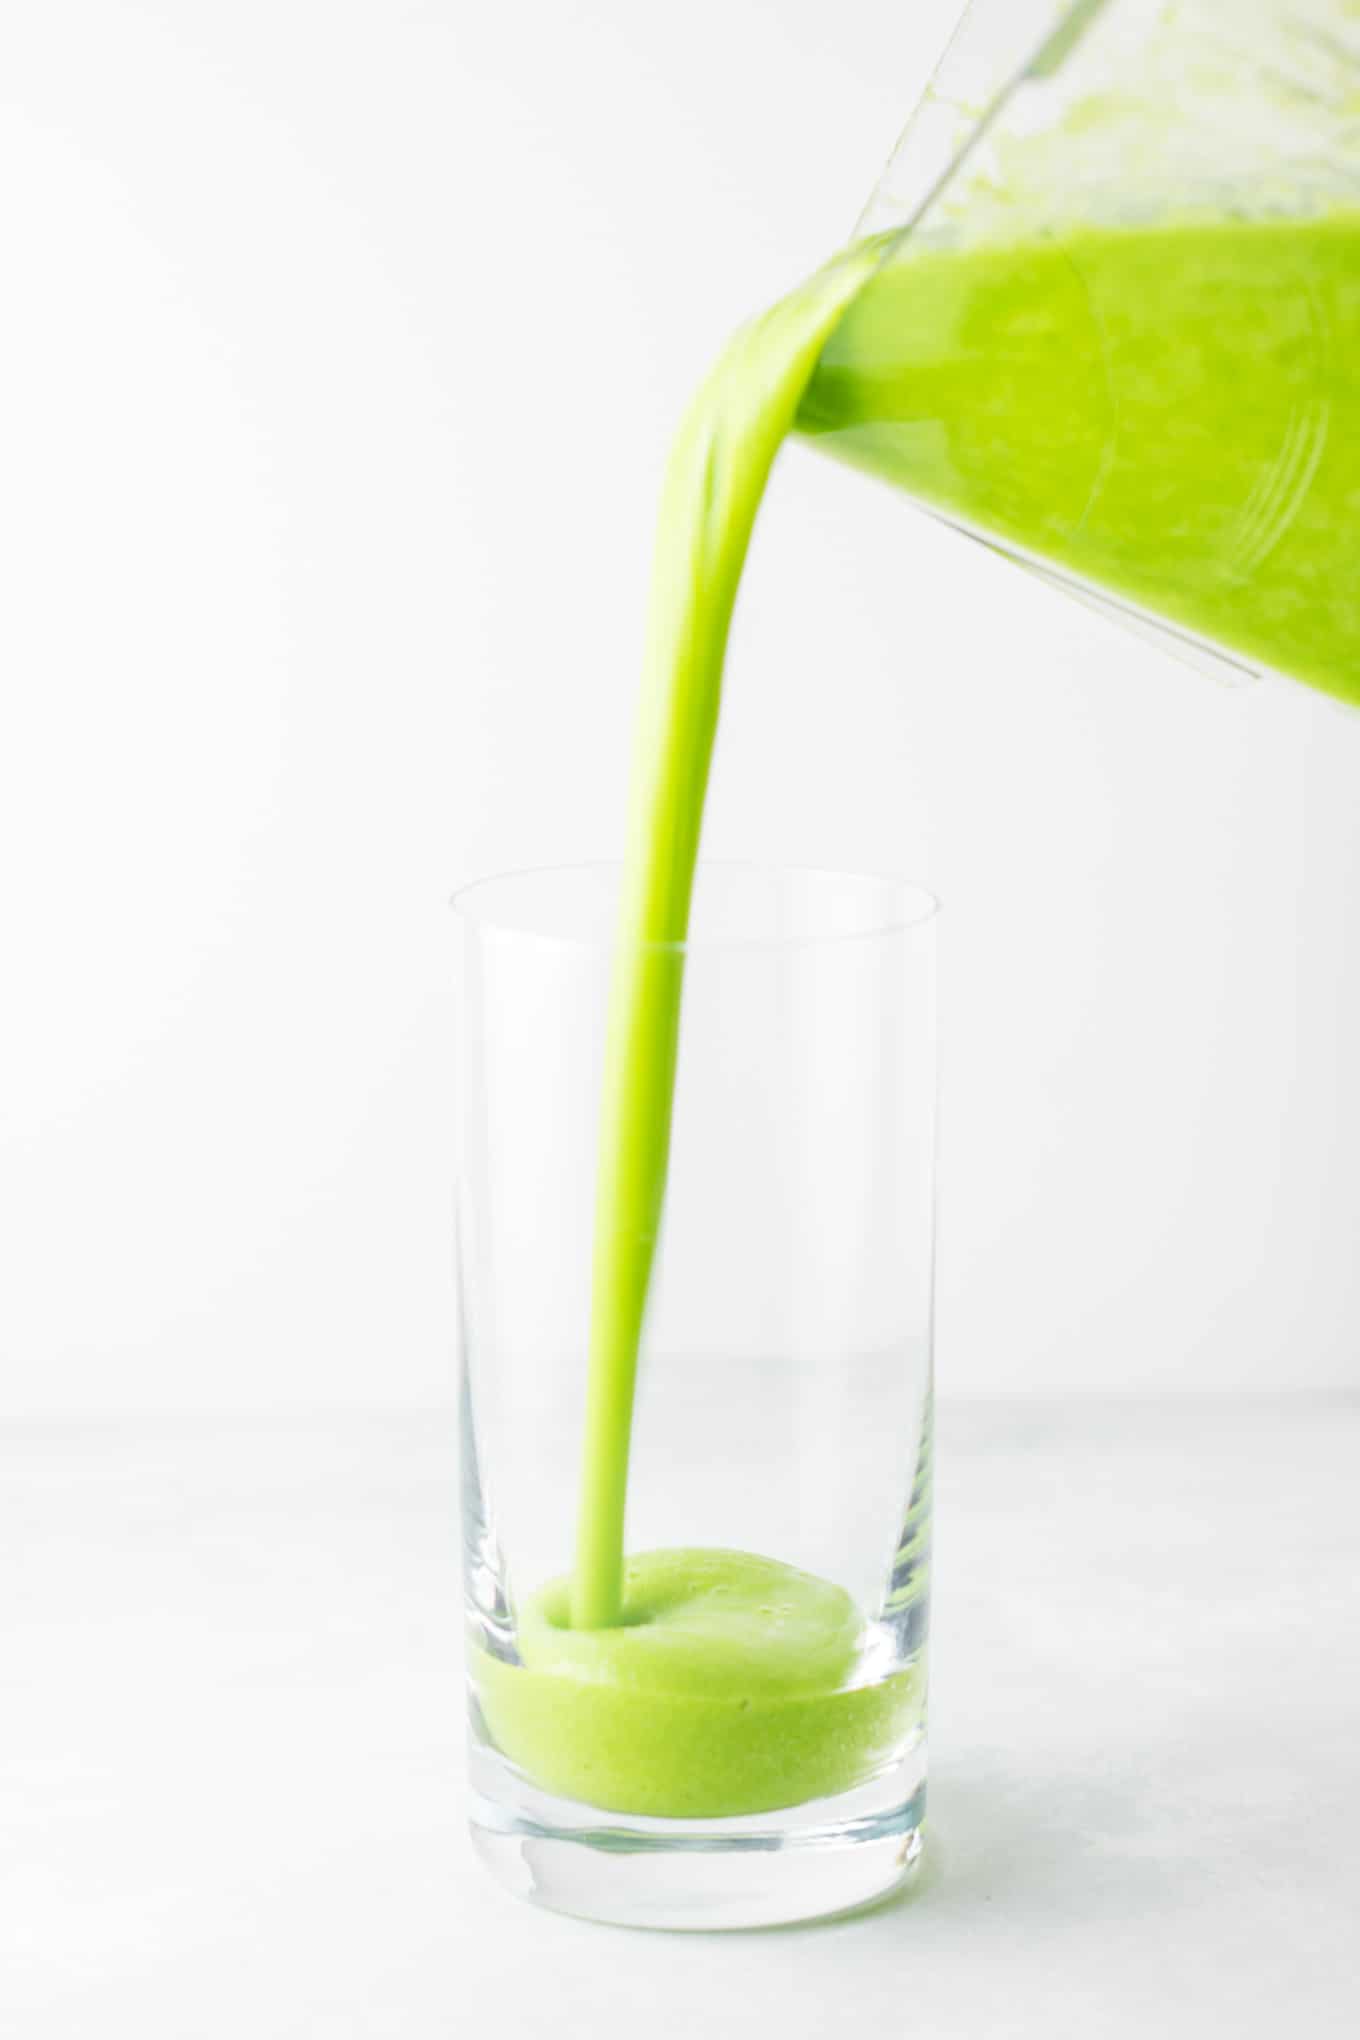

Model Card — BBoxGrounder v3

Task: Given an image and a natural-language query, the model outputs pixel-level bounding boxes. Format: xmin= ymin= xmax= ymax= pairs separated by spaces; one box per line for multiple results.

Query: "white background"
xmin=4 ymin=0 xmax=1359 ymax=1418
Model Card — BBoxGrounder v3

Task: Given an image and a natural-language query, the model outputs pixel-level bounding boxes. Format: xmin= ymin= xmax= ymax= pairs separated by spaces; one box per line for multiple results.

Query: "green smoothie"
xmin=802 ymin=214 xmax=1360 ymax=706
xmin=476 ymin=1549 xmax=922 ymax=1819
xmin=570 ymin=240 xmax=888 ymax=1635
xmin=476 ymin=211 xmax=1358 ymax=1820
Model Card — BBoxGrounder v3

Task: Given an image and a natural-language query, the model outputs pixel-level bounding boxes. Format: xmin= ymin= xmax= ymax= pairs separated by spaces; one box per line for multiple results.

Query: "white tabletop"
xmin=4 ymin=1397 xmax=1357 ymax=2036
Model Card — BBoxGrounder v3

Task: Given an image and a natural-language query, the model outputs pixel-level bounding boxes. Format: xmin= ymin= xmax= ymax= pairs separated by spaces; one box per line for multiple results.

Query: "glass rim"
xmin=449 ymin=859 xmax=940 ymax=954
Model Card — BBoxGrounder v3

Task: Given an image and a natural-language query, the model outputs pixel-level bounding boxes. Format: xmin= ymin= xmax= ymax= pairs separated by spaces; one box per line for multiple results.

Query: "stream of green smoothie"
xmin=477 ymin=212 xmax=1359 ymax=1818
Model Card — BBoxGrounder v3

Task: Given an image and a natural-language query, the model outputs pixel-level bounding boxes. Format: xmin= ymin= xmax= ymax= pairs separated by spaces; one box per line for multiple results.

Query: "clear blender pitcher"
xmin=797 ymin=0 xmax=1360 ymax=704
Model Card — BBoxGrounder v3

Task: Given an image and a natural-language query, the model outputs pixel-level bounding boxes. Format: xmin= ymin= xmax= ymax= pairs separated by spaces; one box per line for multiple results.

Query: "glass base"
xmin=468 ymin=1736 xmax=927 ymax=1930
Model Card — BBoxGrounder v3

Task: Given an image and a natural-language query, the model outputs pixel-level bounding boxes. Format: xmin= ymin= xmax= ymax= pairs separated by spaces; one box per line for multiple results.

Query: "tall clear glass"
xmin=454 ymin=864 xmax=938 ymax=1928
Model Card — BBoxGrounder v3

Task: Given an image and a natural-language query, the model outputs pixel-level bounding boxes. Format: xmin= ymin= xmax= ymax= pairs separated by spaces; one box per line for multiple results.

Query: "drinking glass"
xmin=454 ymin=863 xmax=938 ymax=1928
